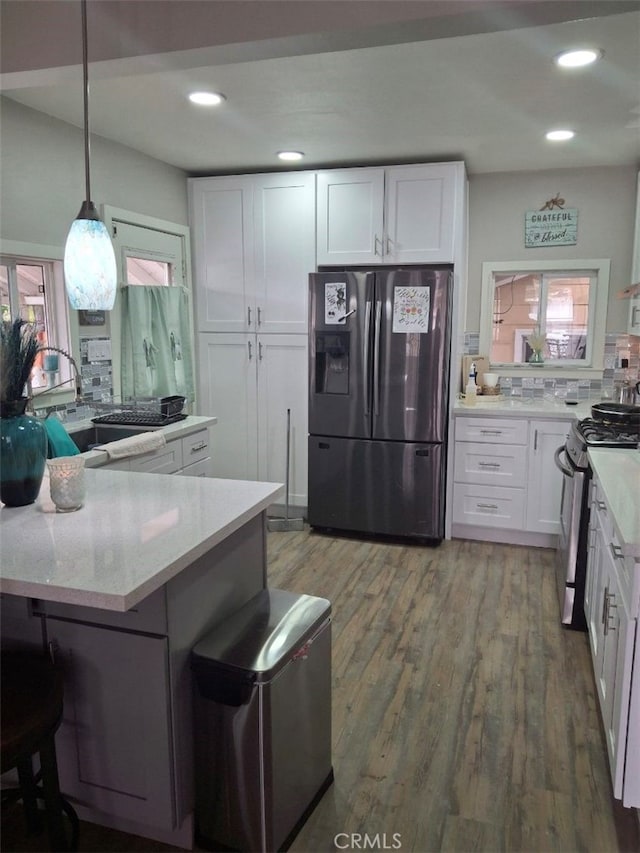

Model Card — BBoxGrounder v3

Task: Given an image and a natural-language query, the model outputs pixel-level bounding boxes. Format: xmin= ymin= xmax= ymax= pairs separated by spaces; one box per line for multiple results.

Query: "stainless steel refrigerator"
xmin=308 ymin=268 xmax=453 ymax=541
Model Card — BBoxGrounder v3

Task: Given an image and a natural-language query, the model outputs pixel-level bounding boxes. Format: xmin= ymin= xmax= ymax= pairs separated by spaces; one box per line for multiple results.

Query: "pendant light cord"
xmin=81 ymin=0 xmax=91 ymax=203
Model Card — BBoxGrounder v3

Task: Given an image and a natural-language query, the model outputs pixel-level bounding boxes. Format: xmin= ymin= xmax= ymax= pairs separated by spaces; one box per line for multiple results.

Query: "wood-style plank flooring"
xmin=2 ymin=529 xmax=638 ymax=852
xmin=268 ymin=529 xmax=639 ymax=853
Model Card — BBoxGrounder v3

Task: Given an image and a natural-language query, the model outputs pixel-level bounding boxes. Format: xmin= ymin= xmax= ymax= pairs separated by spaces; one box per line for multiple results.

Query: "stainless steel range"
xmin=554 ymin=416 xmax=639 ymax=630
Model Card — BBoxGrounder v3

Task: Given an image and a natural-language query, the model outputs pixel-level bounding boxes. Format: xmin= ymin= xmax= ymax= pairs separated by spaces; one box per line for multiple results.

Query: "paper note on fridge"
xmin=392 ymin=286 xmax=430 ymax=333
xmin=325 ymin=282 xmax=348 ymax=324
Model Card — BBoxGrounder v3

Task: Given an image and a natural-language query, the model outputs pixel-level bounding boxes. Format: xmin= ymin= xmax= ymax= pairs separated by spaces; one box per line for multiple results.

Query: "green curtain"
xmin=121 ymin=286 xmax=194 ymax=402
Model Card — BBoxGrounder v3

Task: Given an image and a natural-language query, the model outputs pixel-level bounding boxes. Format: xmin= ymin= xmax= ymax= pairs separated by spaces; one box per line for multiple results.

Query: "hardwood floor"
xmin=266 ymin=529 xmax=639 ymax=853
xmin=2 ymin=529 xmax=638 ymax=852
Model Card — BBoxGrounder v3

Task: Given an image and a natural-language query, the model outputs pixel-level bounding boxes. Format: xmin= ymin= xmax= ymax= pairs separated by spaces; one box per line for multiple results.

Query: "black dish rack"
xmin=92 ymin=411 xmax=187 ymax=427
xmin=91 ymin=396 xmax=186 ymax=428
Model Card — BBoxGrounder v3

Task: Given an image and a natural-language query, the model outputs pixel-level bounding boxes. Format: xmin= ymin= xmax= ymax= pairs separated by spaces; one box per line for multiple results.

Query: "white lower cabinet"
xmin=100 ymin=428 xmax=212 ymax=477
xmin=451 ymin=415 xmax=571 ymax=543
xmin=198 ymin=332 xmax=308 ymax=506
xmin=585 ymin=475 xmax=637 ymax=803
xmin=525 ymin=419 xmax=572 ymax=534
xmin=47 ymin=619 xmax=175 ymax=828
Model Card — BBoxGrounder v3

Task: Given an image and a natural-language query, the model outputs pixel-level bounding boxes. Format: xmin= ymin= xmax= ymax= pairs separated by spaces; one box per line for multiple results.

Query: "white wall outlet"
xmin=87 ymin=339 xmax=112 ymax=361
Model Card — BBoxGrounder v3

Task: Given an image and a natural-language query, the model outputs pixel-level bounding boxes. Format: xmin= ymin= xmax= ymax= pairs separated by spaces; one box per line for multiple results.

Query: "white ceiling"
xmin=1 ymin=1 xmax=639 ymax=176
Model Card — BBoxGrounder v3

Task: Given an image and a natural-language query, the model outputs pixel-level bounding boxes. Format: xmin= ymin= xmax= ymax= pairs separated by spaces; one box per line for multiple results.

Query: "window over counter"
xmin=0 ymin=254 xmax=71 ymax=392
xmin=479 ymin=259 xmax=609 ymax=371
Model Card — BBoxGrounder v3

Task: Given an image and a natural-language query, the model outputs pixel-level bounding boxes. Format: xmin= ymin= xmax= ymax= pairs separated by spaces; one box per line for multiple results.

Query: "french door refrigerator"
xmin=308 ymin=267 xmax=452 ymax=541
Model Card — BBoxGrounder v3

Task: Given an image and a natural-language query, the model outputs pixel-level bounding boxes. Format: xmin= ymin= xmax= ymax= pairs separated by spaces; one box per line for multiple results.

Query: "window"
xmin=479 ymin=259 xmax=610 ymax=370
xmin=1 ymin=258 xmax=55 ymax=390
xmin=125 ymin=256 xmax=173 ymax=286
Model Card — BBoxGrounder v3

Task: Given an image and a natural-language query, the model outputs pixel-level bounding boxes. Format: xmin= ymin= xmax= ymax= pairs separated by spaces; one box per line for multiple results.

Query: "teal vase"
xmin=0 ymin=398 xmax=47 ymax=507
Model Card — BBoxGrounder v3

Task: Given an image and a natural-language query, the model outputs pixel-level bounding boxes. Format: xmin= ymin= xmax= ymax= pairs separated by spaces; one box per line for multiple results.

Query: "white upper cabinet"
xmin=316 ymin=162 xmax=464 ymax=266
xmin=253 ymin=172 xmax=316 ymax=334
xmin=190 ymin=172 xmax=315 ymax=334
xmin=190 ymin=175 xmax=253 ymax=333
xmin=316 ymin=168 xmax=385 ymax=265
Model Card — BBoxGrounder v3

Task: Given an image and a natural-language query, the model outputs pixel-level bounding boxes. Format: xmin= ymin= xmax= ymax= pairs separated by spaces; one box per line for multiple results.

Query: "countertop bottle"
xmin=465 ymin=364 xmax=477 ymax=406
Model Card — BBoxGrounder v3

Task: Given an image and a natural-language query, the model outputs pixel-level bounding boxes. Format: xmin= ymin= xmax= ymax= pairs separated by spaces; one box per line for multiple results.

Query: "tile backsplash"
xmin=462 ymin=332 xmax=640 ymax=401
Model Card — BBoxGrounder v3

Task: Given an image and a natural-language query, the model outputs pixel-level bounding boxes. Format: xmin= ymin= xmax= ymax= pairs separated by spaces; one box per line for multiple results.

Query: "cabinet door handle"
xmin=258 ymin=341 xmax=263 ymax=361
xmin=534 ymin=429 xmax=538 ymax=451
xmin=606 ymin=593 xmax=617 ymax=635
xmin=191 ymin=442 xmax=207 ymax=453
xmin=257 ymin=307 xmax=262 ymax=326
xmin=477 ymin=503 xmax=498 ymax=510
xmin=247 ymin=306 xmax=252 ymax=327
xmin=247 ymin=340 xmax=253 ymax=360
xmin=478 ymin=461 xmax=500 ymax=468
xmin=596 ymin=499 xmax=607 ymax=512
xmin=601 ymin=585 xmax=609 ymax=627
xmin=480 ymin=429 xmax=503 ymax=435
xmin=386 ymin=235 xmax=393 ymax=255
xmin=609 ymin=542 xmax=624 ymax=560
xmin=374 ymin=235 xmax=382 ymax=256
xmin=603 ymin=589 xmax=618 ymax=636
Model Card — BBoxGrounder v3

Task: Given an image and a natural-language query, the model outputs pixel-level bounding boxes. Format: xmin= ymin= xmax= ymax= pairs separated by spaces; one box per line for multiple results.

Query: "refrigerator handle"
xmin=373 ymin=300 xmax=382 ymax=417
xmin=364 ymin=300 xmax=372 ymax=415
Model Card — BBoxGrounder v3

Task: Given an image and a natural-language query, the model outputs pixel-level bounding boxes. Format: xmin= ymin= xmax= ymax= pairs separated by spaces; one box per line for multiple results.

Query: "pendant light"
xmin=63 ymin=0 xmax=117 ymax=311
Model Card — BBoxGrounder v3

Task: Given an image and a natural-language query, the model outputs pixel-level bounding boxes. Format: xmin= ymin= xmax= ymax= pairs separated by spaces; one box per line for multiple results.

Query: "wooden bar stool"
xmin=1 ymin=648 xmax=78 ymax=852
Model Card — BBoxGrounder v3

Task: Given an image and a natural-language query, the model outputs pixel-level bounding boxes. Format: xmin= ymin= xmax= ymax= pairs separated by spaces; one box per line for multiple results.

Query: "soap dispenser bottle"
xmin=465 ymin=363 xmax=477 ymax=406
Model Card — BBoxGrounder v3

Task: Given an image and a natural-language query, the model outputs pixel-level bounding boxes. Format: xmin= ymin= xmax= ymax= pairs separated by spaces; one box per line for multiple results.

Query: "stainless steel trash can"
xmin=191 ymin=588 xmax=333 ymax=852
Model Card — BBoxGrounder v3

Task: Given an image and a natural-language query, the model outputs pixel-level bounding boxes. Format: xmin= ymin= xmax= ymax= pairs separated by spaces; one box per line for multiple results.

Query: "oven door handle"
xmin=554 ymin=445 xmax=574 ymax=478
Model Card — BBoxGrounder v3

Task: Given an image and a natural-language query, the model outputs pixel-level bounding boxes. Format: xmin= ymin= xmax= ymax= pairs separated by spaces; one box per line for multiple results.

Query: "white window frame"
xmin=0 ymin=239 xmax=74 ymax=403
xmin=479 ymin=258 xmax=610 ymax=376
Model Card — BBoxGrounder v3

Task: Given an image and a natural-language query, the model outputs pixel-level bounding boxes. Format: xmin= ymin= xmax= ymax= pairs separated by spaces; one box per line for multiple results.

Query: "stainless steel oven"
xmin=554 ymin=441 xmax=589 ymax=630
xmin=554 ymin=415 xmax=639 ymax=631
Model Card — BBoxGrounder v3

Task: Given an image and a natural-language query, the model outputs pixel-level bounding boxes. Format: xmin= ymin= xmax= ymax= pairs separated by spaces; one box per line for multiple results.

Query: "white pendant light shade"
xmin=64 ymin=206 xmax=117 ymax=310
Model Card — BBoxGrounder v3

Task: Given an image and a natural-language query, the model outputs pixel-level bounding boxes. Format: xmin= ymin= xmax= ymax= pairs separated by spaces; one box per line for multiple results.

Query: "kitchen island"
xmin=0 ymin=470 xmax=283 ymax=848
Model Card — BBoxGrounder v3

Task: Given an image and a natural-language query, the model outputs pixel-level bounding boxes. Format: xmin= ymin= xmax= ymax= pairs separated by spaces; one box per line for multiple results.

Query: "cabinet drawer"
xmin=452 ymin=483 xmax=526 ymax=529
xmin=455 ymin=417 xmax=528 ymax=445
xmin=179 ymin=457 xmax=211 ymax=477
xmin=128 ymin=440 xmax=183 ymax=474
xmin=182 ymin=429 xmax=210 ymax=466
xmin=454 ymin=443 xmax=527 ymax=487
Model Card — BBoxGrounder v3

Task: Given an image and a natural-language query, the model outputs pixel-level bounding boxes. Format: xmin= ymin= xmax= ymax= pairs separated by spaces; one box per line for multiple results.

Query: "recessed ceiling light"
xmin=188 ymin=92 xmax=226 ymax=106
xmin=555 ymin=48 xmax=602 ymax=68
xmin=277 ymin=151 xmax=304 ymax=161
xmin=545 ymin=129 xmax=575 ymax=141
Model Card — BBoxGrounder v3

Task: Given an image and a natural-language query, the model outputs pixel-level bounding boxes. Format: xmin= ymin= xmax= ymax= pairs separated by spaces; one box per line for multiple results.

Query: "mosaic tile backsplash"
xmin=462 ymin=332 xmax=640 ymax=400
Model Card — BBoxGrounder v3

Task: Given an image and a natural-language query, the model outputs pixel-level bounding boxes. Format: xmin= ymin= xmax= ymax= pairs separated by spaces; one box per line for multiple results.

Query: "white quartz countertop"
xmin=0 ymin=469 xmax=283 ymax=611
xmin=65 ymin=415 xmax=217 ymax=468
xmin=452 ymin=397 xmax=596 ymax=420
xmin=588 ymin=449 xmax=640 ymax=558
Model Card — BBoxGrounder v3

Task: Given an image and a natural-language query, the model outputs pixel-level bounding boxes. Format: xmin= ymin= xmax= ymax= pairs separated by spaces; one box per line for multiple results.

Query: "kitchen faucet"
xmin=29 ymin=345 xmax=83 ymax=408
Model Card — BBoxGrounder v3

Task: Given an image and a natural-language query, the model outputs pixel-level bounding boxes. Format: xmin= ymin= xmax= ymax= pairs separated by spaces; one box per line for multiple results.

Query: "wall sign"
xmin=525 ymin=193 xmax=578 ymax=247
xmin=78 ymin=310 xmax=106 ymax=326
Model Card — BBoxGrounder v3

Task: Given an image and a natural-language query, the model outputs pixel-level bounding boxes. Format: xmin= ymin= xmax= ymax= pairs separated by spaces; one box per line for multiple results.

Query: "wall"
xmin=0 ymin=96 xmax=189 ymax=246
xmin=467 ymin=166 xmax=636 ymax=333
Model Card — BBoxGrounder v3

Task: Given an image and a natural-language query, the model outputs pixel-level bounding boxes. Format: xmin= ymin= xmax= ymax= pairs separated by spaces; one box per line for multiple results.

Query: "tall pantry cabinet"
xmin=189 ymin=172 xmax=315 ymax=507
